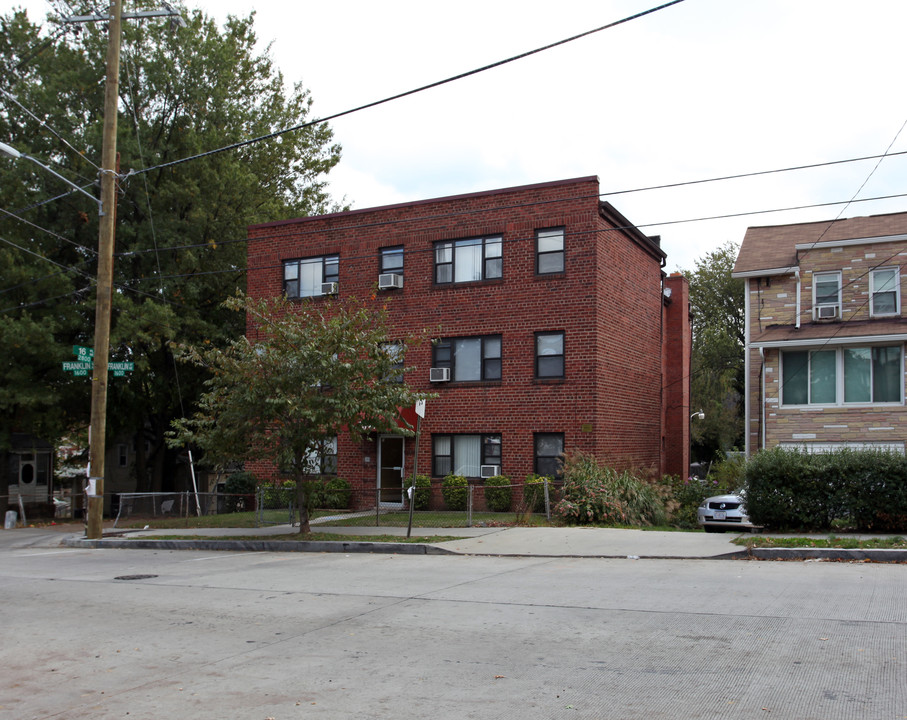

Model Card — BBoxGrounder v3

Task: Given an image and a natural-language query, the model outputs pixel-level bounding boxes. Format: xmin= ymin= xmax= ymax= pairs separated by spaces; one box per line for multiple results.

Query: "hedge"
xmin=745 ymin=447 xmax=907 ymax=531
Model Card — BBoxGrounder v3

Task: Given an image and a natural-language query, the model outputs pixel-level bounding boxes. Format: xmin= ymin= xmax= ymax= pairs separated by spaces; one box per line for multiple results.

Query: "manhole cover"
xmin=114 ymin=574 xmax=158 ymax=581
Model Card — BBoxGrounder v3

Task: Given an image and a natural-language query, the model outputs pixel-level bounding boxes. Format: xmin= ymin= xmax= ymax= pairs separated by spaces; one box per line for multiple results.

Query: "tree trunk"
xmin=0 ymin=450 xmax=9 ymax=517
xmin=296 ymin=478 xmax=311 ymax=534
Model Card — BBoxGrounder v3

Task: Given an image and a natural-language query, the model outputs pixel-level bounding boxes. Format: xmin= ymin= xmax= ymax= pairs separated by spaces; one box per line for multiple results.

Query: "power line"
xmin=0 ymin=205 xmax=98 ymax=254
xmin=130 ymin=0 xmax=687 ymax=177
xmin=119 ymin=188 xmax=907 ymax=283
xmin=111 ymin=149 xmax=907 ymax=258
xmin=1 ymin=88 xmax=102 ymax=173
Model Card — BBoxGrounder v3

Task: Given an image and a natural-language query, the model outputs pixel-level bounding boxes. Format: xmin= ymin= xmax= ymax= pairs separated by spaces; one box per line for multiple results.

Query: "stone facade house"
xmin=733 ymin=211 xmax=907 ymax=455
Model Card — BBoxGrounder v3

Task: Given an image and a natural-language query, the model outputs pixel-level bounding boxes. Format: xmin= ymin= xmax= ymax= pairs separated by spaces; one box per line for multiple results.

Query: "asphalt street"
xmin=1 ymin=529 xmax=905 ymax=719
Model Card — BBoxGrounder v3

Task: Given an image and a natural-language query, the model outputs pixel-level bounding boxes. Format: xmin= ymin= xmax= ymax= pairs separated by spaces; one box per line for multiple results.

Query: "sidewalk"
xmin=47 ymin=522 xmax=907 ymax=561
xmin=4 ymin=521 xmax=904 ymax=561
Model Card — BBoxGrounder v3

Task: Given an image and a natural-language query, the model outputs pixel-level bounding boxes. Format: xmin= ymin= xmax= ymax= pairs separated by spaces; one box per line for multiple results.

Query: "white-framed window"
xmin=433 ymin=335 xmax=502 ymax=382
xmin=813 ymin=271 xmax=841 ymax=319
xmin=781 ymin=346 xmax=903 ymax=406
xmin=434 ymin=236 xmax=502 ymax=284
xmin=870 ymin=267 xmax=900 ymax=317
xmin=432 ymin=434 xmax=501 ymax=477
xmin=536 ymin=228 xmax=565 ymax=274
xmin=284 ymin=255 xmax=339 ymax=298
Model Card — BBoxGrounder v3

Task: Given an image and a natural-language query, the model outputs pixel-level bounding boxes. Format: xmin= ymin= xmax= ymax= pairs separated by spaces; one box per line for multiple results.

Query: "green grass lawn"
xmin=139 ymin=532 xmax=464 ymax=543
xmin=734 ymin=535 xmax=907 ymax=549
xmin=117 ymin=509 xmax=555 ymax=531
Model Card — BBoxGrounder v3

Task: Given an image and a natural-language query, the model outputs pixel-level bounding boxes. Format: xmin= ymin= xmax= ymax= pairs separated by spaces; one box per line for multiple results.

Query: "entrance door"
xmin=16 ymin=454 xmax=37 ymax=502
xmin=377 ymin=436 xmax=404 ymax=506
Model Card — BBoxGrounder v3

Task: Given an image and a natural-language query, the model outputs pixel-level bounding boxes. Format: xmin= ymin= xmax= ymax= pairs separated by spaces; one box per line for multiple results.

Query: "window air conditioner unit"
xmin=378 ymin=273 xmax=403 ymax=290
xmin=429 ymin=367 xmax=450 ymax=382
xmin=817 ymin=305 xmax=837 ymax=319
xmin=480 ymin=465 xmax=500 ymax=479
xmin=321 ymin=282 xmax=338 ymax=295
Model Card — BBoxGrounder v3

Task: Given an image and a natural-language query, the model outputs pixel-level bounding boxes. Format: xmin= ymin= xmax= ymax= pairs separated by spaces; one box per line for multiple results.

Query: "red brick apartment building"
xmin=246 ymin=176 xmax=691 ymax=502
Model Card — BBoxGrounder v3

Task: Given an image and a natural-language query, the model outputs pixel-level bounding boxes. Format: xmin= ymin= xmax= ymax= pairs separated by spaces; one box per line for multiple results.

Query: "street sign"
xmin=62 ymin=361 xmax=93 ymax=372
xmin=62 ymin=352 xmax=133 ymax=378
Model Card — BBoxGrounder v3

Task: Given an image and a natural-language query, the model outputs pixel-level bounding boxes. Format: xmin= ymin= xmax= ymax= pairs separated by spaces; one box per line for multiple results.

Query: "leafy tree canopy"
xmin=169 ymin=292 xmax=433 ymax=533
xmin=0 ymin=3 xmax=342 ymax=492
xmin=683 ymin=241 xmax=745 ymax=463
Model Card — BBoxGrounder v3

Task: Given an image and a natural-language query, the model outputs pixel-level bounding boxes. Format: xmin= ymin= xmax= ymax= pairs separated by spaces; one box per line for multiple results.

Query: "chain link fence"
xmin=112 ymin=492 xmax=252 ymax=528
xmin=257 ymin=480 xmax=561 ymax=529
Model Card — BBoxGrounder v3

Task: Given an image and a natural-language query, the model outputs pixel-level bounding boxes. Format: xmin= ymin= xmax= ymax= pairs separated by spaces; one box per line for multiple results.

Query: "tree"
xmin=168 ymin=292 xmax=432 ymax=534
xmin=0 ymin=4 xmax=342 ymax=495
xmin=683 ymin=241 xmax=745 ymax=463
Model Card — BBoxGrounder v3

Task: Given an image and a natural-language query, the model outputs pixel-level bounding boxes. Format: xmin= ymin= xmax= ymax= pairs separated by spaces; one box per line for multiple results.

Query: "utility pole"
xmin=86 ymin=0 xmax=123 ymax=540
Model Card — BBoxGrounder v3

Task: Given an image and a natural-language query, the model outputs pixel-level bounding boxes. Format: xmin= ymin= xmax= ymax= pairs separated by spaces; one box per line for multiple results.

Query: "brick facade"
xmin=734 ymin=212 xmax=907 ymax=455
xmin=246 ymin=176 xmax=691 ymax=497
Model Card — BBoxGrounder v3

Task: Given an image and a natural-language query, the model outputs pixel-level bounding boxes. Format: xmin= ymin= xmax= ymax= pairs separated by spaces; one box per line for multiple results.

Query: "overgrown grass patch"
xmin=733 ymin=535 xmax=907 ymax=550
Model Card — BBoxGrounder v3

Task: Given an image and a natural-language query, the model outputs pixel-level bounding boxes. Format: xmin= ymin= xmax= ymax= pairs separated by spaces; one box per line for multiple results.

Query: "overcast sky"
xmin=10 ymin=0 xmax=907 ymax=272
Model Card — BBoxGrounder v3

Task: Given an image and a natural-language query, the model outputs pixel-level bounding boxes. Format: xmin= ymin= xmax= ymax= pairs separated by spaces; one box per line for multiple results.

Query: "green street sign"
xmin=62 ymin=358 xmax=133 ymax=377
xmin=62 ymin=361 xmax=93 ymax=372
xmin=73 ymin=345 xmax=94 ymax=360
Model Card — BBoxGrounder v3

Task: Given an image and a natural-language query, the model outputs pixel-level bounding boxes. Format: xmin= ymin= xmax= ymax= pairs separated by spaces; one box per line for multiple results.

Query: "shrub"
xmin=665 ymin=475 xmax=712 ymax=529
xmin=224 ymin=471 xmax=257 ymax=512
xmin=259 ymin=481 xmax=296 ymax=508
xmin=483 ymin=475 xmax=512 ymax=512
xmin=319 ymin=477 xmax=351 ymax=509
xmin=404 ymin=474 xmax=432 ymax=511
xmin=522 ymin=474 xmax=552 ymax=513
xmin=441 ymin=474 xmax=469 ymax=510
xmin=554 ymin=453 xmax=666 ymax=526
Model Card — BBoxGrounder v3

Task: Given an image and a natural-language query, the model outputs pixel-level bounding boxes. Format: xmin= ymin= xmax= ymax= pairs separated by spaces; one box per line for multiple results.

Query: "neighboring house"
xmin=3 ymin=433 xmax=54 ymax=514
xmin=246 ymin=176 xmax=691 ymax=503
xmin=733 ymin=211 xmax=907 ymax=456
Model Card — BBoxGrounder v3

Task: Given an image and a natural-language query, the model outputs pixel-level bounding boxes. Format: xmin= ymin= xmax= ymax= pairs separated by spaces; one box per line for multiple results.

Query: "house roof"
xmin=751 ymin=318 xmax=907 ymax=348
xmin=733 ymin=210 xmax=907 ymax=276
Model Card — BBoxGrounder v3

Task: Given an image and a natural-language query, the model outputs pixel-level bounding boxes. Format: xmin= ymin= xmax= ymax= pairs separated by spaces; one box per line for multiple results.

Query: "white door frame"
xmin=377 ymin=435 xmax=405 ymax=507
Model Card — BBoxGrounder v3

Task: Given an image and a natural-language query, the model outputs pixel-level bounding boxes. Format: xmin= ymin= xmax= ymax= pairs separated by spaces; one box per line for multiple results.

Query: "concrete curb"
xmin=749 ymin=547 xmax=907 ymax=562
xmin=62 ymin=537 xmax=458 ymax=555
xmin=57 ymin=536 xmax=907 ymax=562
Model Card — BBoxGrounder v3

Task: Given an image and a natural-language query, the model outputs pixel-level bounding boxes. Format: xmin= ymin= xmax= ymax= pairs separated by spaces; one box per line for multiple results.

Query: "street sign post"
xmin=62 ymin=347 xmax=133 ymax=378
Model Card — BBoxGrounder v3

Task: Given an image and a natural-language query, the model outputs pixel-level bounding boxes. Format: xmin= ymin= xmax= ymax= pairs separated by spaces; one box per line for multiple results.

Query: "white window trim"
xmin=780 ymin=346 xmax=904 ymax=407
xmin=812 ymin=271 xmax=842 ymax=320
xmin=869 ymin=266 xmax=900 ymax=317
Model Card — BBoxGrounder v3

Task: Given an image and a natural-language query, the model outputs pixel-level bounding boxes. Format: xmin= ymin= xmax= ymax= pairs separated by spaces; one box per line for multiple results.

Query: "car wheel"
xmin=703 ymin=525 xmax=725 ymax=533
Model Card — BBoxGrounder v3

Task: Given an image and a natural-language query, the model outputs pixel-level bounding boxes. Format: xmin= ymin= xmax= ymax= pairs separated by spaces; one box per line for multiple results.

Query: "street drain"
xmin=114 ymin=574 xmax=158 ymax=581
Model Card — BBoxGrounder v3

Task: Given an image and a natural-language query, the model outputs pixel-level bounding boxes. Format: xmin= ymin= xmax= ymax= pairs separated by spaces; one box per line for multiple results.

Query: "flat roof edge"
xmin=249 ymin=176 xmax=601 ymax=232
